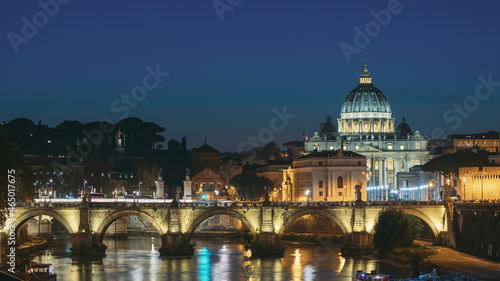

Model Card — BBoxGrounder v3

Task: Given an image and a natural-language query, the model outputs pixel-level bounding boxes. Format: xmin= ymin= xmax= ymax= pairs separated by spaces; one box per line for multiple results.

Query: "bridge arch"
xmin=278 ymin=208 xmax=349 ymax=237
xmin=399 ymin=208 xmax=441 ymax=243
xmin=186 ymin=208 xmax=257 ymax=240
xmin=95 ymin=210 xmax=165 ymax=243
xmin=13 ymin=209 xmax=75 ymax=234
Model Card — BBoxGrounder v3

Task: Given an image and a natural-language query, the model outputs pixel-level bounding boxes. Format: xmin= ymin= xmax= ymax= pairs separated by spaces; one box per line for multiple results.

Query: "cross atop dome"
xmin=359 ymin=63 xmax=372 ymax=84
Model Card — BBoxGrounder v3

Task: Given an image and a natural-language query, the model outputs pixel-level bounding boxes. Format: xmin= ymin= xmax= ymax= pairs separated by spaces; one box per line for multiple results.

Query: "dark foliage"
xmin=229 ymin=174 xmax=273 ymax=201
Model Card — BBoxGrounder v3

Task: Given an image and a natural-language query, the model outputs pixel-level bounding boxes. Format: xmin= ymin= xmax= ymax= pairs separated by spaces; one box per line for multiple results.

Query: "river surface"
xmin=31 ymin=235 xmax=413 ymax=281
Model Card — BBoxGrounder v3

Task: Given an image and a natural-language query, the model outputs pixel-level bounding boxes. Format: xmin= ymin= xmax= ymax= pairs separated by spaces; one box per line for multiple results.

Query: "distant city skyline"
xmin=2 ymin=0 xmax=500 ymax=152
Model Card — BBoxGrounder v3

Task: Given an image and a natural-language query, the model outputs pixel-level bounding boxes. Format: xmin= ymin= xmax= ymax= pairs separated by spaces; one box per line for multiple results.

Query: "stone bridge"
xmin=3 ymin=199 xmax=452 ymax=257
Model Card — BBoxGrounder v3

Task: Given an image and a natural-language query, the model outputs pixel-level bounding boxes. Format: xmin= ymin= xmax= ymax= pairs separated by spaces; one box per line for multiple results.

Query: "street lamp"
xmin=139 ymin=182 xmax=142 ymax=195
xmin=343 ymin=185 xmax=347 ymax=202
xmin=49 ymin=179 xmax=53 ymax=198
xmin=305 ymin=189 xmax=310 ymax=202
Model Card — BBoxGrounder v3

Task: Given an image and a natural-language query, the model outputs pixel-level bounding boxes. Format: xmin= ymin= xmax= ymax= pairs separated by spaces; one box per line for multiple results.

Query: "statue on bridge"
xmin=355 ymin=183 xmax=363 ymax=205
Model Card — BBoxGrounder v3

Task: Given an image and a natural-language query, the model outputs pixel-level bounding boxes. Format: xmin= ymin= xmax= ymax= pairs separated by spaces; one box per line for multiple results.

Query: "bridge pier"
xmin=70 ymin=232 xmax=107 ymax=258
xmin=250 ymin=232 xmax=285 ymax=257
xmin=158 ymin=233 xmax=194 ymax=256
xmin=340 ymin=231 xmax=374 ymax=255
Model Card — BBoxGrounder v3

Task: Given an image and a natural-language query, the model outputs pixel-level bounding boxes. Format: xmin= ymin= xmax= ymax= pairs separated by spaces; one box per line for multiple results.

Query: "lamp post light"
xmin=139 ymin=182 xmax=142 ymax=195
xmin=49 ymin=179 xmax=53 ymax=198
xmin=305 ymin=189 xmax=310 ymax=202
xmin=343 ymin=185 xmax=347 ymax=202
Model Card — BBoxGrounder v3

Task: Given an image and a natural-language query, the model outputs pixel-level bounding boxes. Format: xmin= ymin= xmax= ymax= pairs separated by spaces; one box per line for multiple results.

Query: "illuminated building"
xmin=459 ymin=166 xmax=500 ymax=201
xmin=447 ymin=131 xmax=500 ymax=153
xmin=282 ymin=150 xmax=367 ymax=202
xmin=304 ymin=64 xmax=430 ymax=200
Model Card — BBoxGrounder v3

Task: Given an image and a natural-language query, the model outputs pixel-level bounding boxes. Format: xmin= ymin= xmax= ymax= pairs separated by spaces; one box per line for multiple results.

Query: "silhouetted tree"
xmin=422 ymin=151 xmax=490 ymax=175
xmin=229 ymin=174 xmax=273 ymax=201
xmin=181 ymin=137 xmax=187 ymax=152
xmin=135 ymin=160 xmax=159 ymax=195
xmin=167 ymin=139 xmax=181 ymax=151
xmin=373 ymin=208 xmax=422 ymax=256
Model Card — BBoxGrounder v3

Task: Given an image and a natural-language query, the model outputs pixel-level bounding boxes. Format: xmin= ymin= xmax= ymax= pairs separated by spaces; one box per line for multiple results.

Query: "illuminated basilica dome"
xmin=338 ymin=64 xmax=395 ymax=134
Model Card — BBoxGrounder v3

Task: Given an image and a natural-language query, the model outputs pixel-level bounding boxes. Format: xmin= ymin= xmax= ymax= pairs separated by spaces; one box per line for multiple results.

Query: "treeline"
xmin=3 ymin=117 xmax=166 ymax=156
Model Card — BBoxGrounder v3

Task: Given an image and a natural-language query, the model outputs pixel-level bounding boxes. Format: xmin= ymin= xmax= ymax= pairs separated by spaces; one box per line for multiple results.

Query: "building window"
xmin=414 ymin=158 xmax=421 ymax=165
xmin=374 ymin=161 xmax=379 ymax=170
xmin=337 ymin=176 xmax=344 ymax=189
xmin=387 ymin=144 xmax=393 ymax=150
xmin=329 ymin=146 xmax=334 ymax=150
xmin=338 ymin=192 xmax=343 ymax=196
xmin=415 ymin=143 xmax=421 ymax=149
xmin=400 ymin=145 xmax=405 ymax=150
xmin=387 ymin=158 xmax=394 ymax=170
xmin=319 ymin=191 xmax=323 ymax=196
xmin=319 ymin=161 xmax=323 ymax=166
xmin=355 ymin=145 xmax=360 ymax=150
xmin=195 ymin=184 xmax=199 ymax=190
xmin=357 ymin=161 xmax=362 ymax=165
xmin=319 ymin=180 xmax=323 ymax=188
xmin=209 ymin=183 xmax=214 ymax=190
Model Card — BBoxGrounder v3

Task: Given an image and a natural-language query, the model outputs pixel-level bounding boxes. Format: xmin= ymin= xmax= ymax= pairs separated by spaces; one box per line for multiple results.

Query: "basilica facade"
xmin=303 ymin=64 xmax=430 ymax=200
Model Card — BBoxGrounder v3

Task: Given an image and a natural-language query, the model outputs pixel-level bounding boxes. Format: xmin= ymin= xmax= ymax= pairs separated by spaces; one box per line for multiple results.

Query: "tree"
xmin=180 ymin=137 xmax=187 ymax=152
xmin=116 ymin=118 xmax=165 ymax=149
xmin=229 ymin=174 xmax=273 ymax=201
xmin=373 ymin=208 xmax=422 ymax=256
xmin=167 ymin=139 xmax=181 ymax=151
xmin=135 ymin=160 xmax=159 ymax=195
xmin=422 ymin=151 xmax=490 ymax=175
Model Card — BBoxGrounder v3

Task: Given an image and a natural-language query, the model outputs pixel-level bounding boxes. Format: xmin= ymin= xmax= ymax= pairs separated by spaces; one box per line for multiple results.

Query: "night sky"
xmin=2 ymin=0 xmax=500 ymax=152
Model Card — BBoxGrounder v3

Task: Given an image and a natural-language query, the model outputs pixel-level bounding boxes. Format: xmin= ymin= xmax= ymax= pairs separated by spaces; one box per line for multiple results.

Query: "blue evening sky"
xmin=1 ymin=0 xmax=499 ymax=151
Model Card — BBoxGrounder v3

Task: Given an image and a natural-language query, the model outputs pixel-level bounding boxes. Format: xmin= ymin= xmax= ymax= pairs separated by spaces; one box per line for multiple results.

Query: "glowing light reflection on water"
xmin=31 ymin=236 xmax=411 ymax=281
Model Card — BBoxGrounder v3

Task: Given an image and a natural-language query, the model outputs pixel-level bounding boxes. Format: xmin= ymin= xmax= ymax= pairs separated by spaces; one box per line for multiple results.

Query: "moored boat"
xmin=25 ymin=262 xmax=57 ymax=281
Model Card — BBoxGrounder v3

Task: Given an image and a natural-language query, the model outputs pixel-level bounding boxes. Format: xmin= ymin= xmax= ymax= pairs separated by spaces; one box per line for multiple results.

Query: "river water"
xmin=31 ymin=236 xmax=412 ymax=281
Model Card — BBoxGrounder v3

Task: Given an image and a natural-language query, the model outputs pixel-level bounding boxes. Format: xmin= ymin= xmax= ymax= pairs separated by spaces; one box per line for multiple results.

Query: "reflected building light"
xmin=292 ymin=249 xmax=302 ymax=281
xmin=336 ymin=255 xmax=346 ymax=276
xmin=303 ymin=264 xmax=316 ymax=281
xmin=213 ymin=244 xmax=230 ymax=281
xmin=197 ymin=247 xmax=212 ymax=281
